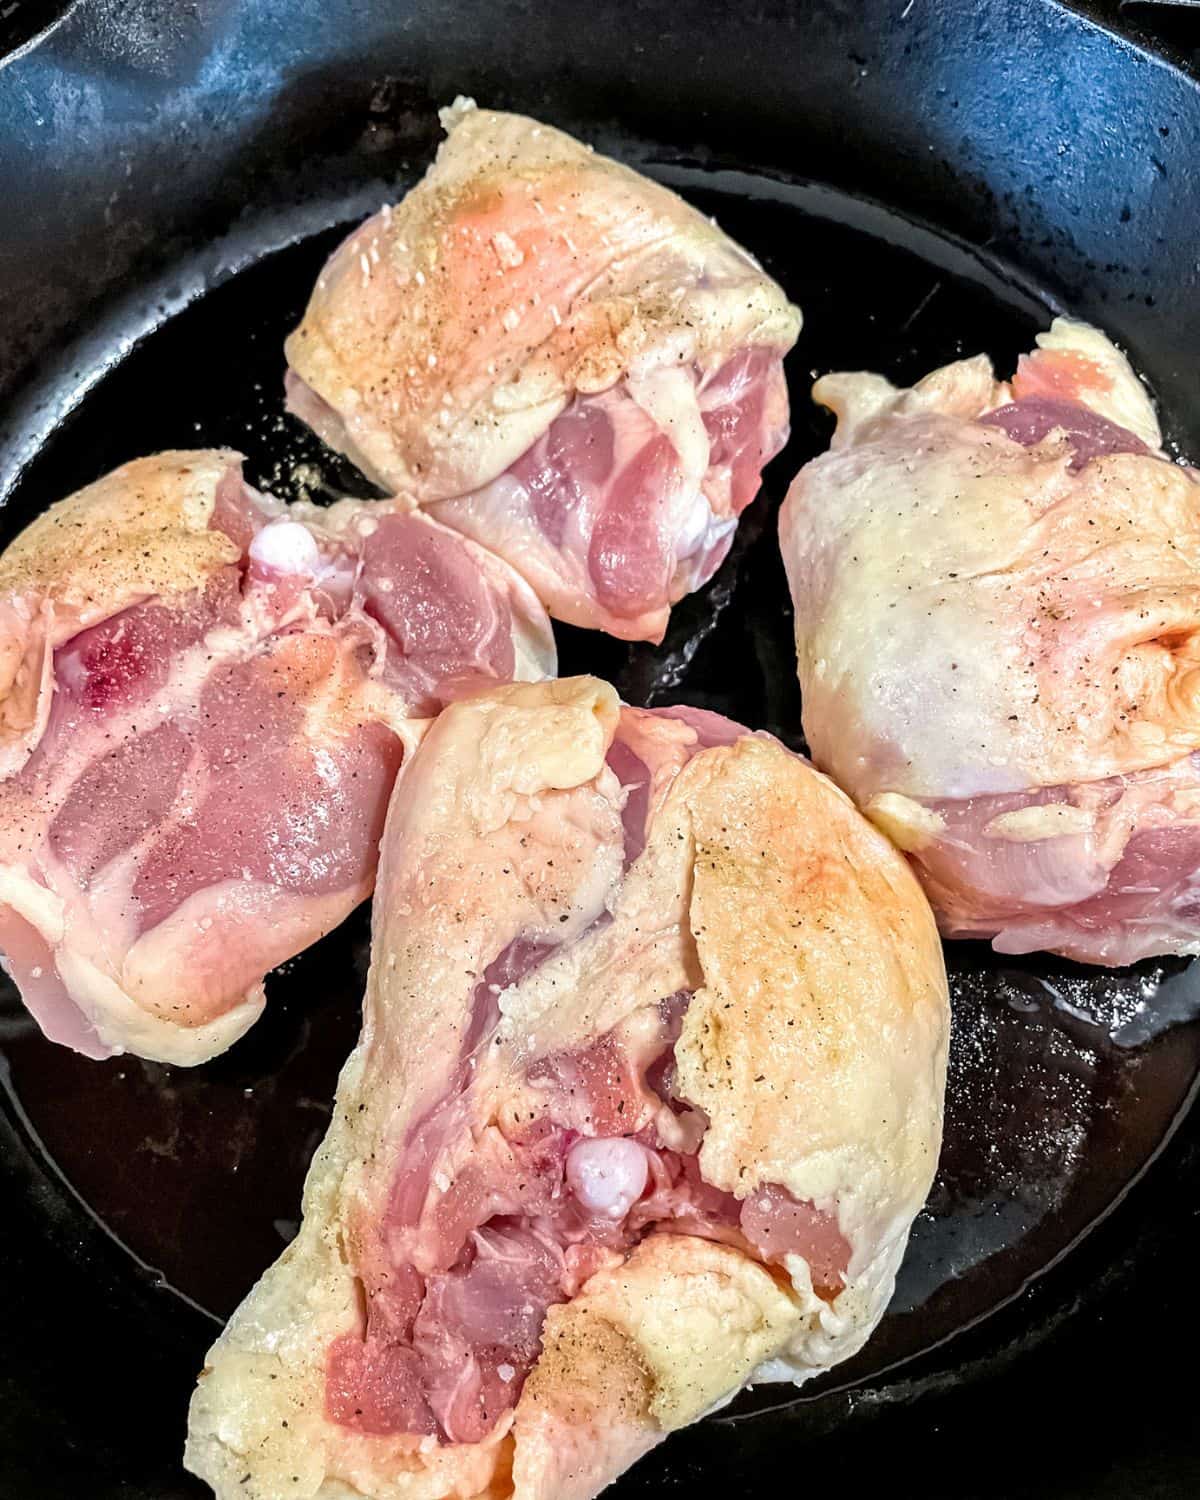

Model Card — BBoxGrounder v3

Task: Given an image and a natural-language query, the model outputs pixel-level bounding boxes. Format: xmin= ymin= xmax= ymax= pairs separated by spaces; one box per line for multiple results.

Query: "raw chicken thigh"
xmin=0 ymin=450 xmax=553 ymax=1064
xmin=186 ymin=676 xmax=948 ymax=1500
xmin=285 ymin=99 xmax=800 ymax=641
xmin=780 ymin=317 xmax=1200 ymax=965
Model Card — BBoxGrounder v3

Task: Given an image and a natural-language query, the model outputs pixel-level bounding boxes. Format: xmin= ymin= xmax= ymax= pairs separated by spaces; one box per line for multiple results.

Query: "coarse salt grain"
xmin=492 ymin=231 xmax=524 ymax=269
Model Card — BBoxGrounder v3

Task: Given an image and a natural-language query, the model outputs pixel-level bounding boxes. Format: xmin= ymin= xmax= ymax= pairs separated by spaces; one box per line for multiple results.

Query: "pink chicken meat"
xmin=186 ymin=676 xmax=948 ymax=1500
xmin=285 ymin=99 xmax=801 ymax=642
xmin=0 ymin=450 xmax=553 ymax=1064
xmin=780 ymin=317 xmax=1200 ymax=965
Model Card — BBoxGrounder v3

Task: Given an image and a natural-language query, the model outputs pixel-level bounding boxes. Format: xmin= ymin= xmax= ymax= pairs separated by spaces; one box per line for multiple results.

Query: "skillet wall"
xmin=0 ymin=0 xmax=1198 ymax=481
xmin=0 ymin=1 xmax=1199 ymax=1497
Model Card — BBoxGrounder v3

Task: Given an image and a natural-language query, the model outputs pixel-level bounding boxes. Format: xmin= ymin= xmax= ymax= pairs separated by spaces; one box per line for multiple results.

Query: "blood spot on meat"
xmin=53 ymin=584 xmax=234 ymax=713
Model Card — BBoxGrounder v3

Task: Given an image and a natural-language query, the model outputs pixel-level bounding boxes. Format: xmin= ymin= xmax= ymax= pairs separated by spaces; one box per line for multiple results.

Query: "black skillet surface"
xmin=1 ymin=2 xmax=1200 ymax=1496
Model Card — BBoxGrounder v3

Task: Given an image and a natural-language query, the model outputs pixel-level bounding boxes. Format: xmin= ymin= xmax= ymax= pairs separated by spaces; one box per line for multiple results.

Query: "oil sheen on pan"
xmin=0 ymin=157 xmax=1199 ymax=1489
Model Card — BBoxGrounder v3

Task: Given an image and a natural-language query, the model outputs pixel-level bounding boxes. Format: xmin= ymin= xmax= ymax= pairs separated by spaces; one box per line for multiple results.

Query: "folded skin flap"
xmin=186 ymin=677 xmax=948 ymax=1500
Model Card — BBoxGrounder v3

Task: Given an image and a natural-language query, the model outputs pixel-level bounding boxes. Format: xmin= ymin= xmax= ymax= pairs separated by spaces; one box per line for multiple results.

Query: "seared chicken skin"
xmin=0 ymin=451 xmax=553 ymax=1064
xmin=186 ymin=676 xmax=948 ymax=1500
xmin=286 ymin=100 xmax=800 ymax=641
xmin=781 ymin=318 xmax=1200 ymax=964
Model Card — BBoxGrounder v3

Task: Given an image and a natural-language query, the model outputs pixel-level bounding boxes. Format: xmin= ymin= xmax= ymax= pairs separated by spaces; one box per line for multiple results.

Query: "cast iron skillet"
xmin=1 ymin=1 xmax=1199 ymax=1495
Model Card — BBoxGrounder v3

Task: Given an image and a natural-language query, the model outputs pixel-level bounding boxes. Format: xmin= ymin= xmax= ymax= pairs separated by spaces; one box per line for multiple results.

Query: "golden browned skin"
xmin=679 ymin=734 xmax=947 ymax=1252
xmin=510 ymin=1235 xmax=797 ymax=1500
xmin=285 ymin=100 xmax=800 ymax=503
xmin=0 ymin=449 xmax=242 ymax=616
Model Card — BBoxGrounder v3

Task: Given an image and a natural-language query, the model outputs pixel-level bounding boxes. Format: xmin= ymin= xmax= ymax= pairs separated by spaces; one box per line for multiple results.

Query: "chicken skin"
xmin=780 ymin=318 xmax=1200 ymax=964
xmin=186 ymin=676 xmax=948 ymax=1500
xmin=286 ymin=100 xmax=800 ymax=642
xmin=0 ymin=451 xmax=553 ymax=1063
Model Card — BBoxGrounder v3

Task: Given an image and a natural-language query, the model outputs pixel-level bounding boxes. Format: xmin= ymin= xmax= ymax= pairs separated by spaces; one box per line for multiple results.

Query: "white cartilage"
xmin=566 ymin=1136 xmax=650 ymax=1219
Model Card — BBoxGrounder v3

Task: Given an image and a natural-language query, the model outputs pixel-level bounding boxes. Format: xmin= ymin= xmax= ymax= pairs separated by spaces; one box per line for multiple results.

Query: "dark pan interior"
xmin=1 ymin=2 xmax=1199 ymax=1497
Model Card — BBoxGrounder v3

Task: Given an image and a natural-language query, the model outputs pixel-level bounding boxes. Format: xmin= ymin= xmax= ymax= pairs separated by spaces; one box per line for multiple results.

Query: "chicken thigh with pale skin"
xmin=186 ymin=675 xmax=948 ymax=1500
xmin=780 ymin=317 xmax=1200 ymax=965
xmin=0 ymin=450 xmax=553 ymax=1064
xmin=285 ymin=99 xmax=800 ymax=642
